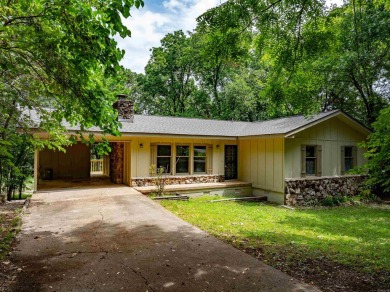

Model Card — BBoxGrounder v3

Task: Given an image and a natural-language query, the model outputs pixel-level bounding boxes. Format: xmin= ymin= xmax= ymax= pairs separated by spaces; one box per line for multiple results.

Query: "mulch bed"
xmin=0 ymin=200 xmax=25 ymax=291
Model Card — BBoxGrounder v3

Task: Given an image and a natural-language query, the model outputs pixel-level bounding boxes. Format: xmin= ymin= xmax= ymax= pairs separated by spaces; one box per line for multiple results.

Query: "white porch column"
xmin=33 ymin=149 xmax=39 ymax=192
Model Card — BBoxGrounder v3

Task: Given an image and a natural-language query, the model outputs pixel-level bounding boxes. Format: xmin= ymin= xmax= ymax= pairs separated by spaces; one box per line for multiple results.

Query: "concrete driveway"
xmin=11 ymin=185 xmax=318 ymax=291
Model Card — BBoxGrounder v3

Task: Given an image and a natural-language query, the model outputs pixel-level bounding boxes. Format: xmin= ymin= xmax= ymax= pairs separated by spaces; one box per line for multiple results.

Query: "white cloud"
xmin=115 ymin=0 xmax=225 ymax=73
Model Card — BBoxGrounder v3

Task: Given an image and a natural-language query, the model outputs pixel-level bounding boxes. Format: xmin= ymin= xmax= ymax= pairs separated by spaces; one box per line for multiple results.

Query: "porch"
xmin=134 ymin=181 xmax=253 ymax=197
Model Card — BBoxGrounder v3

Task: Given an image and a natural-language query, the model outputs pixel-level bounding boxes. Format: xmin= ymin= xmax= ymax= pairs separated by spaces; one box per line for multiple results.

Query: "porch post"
xmin=33 ymin=149 xmax=39 ymax=192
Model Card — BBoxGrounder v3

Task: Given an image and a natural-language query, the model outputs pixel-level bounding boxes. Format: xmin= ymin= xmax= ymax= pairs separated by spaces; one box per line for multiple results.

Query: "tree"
xmin=191 ymin=26 xmax=251 ymax=117
xmin=196 ymin=0 xmax=390 ymax=125
xmin=0 ymin=0 xmax=144 ymax=198
xmin=142 ymin=31 xmax=199 ymax=116
xmin=361 ymin=106 xmax=390 ymax=198
xmin=316 ymin=0 xmax=390 ymax=124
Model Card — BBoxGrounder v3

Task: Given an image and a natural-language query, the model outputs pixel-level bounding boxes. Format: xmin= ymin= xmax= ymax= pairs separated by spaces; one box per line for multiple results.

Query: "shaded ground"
xmin=8 ymin=186 xmax=318 ymax=291
xmin=241 ymin=245 xmax=390 ymax=292
xmin=161 ymin=197 xmax=390 ymax=291
xmin=0 ymin=200 xmax=24 ymax=291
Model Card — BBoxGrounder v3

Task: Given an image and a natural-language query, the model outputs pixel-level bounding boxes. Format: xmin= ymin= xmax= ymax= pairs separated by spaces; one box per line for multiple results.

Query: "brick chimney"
xmin=113 ymin=94 xmax=134 ymax=122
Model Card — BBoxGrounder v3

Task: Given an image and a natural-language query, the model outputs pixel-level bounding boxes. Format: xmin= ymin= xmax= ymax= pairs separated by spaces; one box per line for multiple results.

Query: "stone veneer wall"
xmin=285 ymin=175 xmax=367 ymax=206
xmin=109 ymin=142 xmax=124 ymax=184
xmin=132 ymin=175 xmax=225 ymax=187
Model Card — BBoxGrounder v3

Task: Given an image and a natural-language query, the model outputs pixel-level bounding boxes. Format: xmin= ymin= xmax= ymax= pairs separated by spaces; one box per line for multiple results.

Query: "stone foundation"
xmin=132 ymin=175 xmax=225 ymax=187
xmin=109 ymin=142 xmax=124 ymax=184
xmin=285 ymin=175 xmax=367 ymax=206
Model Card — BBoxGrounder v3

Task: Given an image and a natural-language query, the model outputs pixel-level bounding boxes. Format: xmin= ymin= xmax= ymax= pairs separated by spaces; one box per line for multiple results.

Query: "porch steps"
xmin=207 ymin=196 xmax=267 ymax=203
xmin=153 ymin=195 xmax=189 ymax=201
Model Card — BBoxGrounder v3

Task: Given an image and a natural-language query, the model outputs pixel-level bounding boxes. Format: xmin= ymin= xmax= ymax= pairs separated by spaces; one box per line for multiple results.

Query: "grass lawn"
xmin=11 ymin=193 xmax=32 ymax=200
xmin=161 ymin=196 xmax=390 ymax=290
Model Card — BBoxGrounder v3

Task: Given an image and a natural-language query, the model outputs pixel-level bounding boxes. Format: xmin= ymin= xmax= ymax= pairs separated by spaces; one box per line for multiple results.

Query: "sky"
xmin=115 ymin=0 xmax=343 ymax=74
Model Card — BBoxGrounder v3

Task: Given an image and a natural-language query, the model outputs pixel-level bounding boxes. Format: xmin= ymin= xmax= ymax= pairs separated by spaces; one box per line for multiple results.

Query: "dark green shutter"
xmin=352 ymin=146 xmax=358 ymax=168
xmin=316 ymin=145 xmax=322 ymax=177
xmin=301 ymin=145 xmax=306 ymax=177
xmin=341 ymin=146 xmax=345 ymax=175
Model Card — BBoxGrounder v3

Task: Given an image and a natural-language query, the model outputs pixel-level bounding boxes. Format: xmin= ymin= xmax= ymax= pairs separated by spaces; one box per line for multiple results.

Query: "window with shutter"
xmin=301 ymin=145 xmax=322 ymax=177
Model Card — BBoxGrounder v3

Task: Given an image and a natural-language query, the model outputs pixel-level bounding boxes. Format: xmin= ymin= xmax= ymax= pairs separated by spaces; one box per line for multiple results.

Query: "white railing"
xmin=91 ymin=159 xmax=103 ymax=173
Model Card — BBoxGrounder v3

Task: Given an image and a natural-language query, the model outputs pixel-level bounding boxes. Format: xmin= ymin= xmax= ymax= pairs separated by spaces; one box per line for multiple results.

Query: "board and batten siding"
xmin=129 ymin=136 xmax=237 ymax=178
xmin=238 ymin=137 xmax=285 ymax=203
xmin=284 ymin=117 xmax=367 ymax=178
xmin=39 ymin=142 xmax=90 ymax=179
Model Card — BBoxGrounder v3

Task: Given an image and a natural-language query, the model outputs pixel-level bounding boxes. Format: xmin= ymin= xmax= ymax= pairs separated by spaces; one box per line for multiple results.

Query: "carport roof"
xmin=26 ymin=109 xmax=370 ymax=138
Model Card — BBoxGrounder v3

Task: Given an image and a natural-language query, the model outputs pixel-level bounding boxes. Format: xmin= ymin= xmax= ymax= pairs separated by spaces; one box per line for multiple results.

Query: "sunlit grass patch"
xmin=161 ymin=197 xmax=390 ymax=273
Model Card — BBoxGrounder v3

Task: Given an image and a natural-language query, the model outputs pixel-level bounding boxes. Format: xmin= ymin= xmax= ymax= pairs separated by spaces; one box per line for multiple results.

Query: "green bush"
xmin=361 ymin=107 xmax=390 ymax=198
xmin=322 ymin=196 xmax=336 ymax=206
xmin=321 ymin=195 xmax=350 ymax=206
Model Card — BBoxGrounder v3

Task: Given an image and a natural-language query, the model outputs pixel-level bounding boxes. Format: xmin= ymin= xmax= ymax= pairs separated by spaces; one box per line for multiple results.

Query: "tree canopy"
xmin=134 ymin=0 xmax=389 ymax=126
xmin=0 ymin=0 xmax=143 ymax=197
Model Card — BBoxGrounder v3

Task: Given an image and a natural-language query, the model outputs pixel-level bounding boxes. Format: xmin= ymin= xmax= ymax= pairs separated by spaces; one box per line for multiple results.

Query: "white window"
xmin=157 ymin=145 xmax=171 ymax=174
xmin=153 ymin=144 xmax=212 ymax=175
xmin=194 ymin=146 xmax=207 ymax=173
xmin=175 ymin=145 xmax=190 ymax=174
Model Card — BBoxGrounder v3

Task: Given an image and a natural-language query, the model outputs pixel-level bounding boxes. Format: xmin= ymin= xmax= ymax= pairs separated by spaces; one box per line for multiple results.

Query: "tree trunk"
xmin=7 ymin=185 xmax=14 ymax=201
xmin=19 ymin=183 xmax=23 ymax=200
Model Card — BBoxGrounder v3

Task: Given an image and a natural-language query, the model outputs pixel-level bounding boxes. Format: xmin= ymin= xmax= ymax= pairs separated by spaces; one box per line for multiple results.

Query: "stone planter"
xmin=132 ymin=174 xmax=225 ymax=187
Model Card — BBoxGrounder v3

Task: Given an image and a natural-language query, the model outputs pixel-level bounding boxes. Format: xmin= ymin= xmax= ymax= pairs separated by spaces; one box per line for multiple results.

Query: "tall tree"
xmin=0 ymin=0 xmax=144 ymax=198
xmin=191 ymin=26 xmax=251 ymax=117
xmin=142 ymin=30 xmax=199 ymax=116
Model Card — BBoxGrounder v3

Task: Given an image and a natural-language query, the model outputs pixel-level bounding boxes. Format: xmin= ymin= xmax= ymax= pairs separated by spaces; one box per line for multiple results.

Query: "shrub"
xmin=322 ymin=196 xmax=336 ymax=206
xmin=321 ymin=195 xmax=350 ymax=207
xmin=149 ymin=164 xmax=165 ymax=196
xmin=360 ymin=107 xmax=390 ymax=199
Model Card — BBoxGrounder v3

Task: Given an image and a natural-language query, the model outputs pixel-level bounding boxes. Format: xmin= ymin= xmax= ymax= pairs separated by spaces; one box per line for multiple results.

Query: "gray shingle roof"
xmin=120 ymin=111 xmax=340 ymax=137
xmin=26 ymin=108 xmax=341 ymax=137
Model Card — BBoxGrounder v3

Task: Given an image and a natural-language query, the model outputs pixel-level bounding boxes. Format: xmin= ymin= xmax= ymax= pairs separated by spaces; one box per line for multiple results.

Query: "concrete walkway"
xmin=11 ymin=185 xmax=319 ymax=291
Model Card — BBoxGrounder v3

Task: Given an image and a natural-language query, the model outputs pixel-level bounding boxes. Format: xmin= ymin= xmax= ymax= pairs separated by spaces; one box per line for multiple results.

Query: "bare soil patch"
xmin=241 ymin=244 xmax=390 ymax=291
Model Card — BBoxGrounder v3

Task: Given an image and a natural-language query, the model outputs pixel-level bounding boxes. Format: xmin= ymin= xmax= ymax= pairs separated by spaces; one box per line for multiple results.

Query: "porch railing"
xmin=91 ymin=159 xmax=103 ymax=173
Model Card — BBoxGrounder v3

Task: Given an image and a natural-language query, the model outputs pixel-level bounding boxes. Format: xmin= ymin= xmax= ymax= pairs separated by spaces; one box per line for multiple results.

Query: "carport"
xmin=33 ymin=141 xmax=131 ymax=191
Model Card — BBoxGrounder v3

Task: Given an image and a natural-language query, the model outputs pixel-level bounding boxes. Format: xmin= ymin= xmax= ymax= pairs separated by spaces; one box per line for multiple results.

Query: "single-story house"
xmin=30 ymin=96 xmax=371 ymax=205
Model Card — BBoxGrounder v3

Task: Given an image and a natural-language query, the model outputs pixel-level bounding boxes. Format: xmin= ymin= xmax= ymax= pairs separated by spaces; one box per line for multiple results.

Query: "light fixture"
xmin=140 ymin=143 xmax=143 ymax=148
xmin=216 ymin=145 xmax=220 ymax=150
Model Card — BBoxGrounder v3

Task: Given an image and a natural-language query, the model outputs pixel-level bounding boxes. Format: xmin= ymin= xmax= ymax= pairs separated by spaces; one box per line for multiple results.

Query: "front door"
xmin=224 ymin=145 xmax=237 ymax=180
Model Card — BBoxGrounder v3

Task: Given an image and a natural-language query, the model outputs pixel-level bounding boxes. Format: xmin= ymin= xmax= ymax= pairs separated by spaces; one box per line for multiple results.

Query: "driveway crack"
xmin=93 ymin=192 xmax=107 ymax=257
xmin=130 ymin=268 xmax=155 ymax=292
